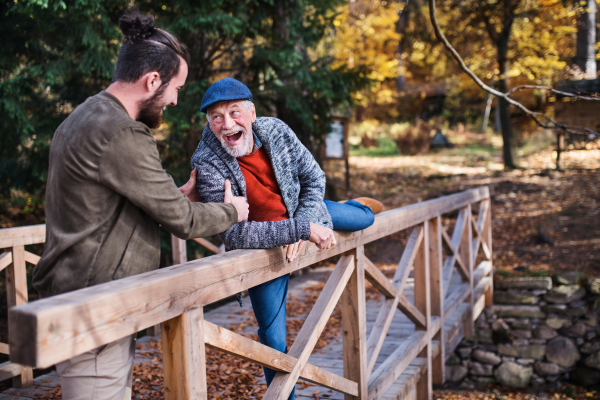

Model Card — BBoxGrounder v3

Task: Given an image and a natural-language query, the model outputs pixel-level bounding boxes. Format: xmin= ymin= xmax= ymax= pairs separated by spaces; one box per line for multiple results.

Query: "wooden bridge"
xmin=2 ymin=186 xmax=493 ymax=399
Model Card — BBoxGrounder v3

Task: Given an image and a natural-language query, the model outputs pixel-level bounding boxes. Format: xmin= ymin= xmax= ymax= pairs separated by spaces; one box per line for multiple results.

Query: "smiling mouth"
xmin=225 ymin=131 xmax=243 ymax=144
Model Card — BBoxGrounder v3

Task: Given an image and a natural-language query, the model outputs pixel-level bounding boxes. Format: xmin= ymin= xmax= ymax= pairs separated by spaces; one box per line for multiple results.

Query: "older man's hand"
xmin=308 ymin=223 xmax=336 ymax=250
xmin=224 ymin=179 xmax=249 ymax=222
xmin=178 ymin=169 xmax=201 ymax=202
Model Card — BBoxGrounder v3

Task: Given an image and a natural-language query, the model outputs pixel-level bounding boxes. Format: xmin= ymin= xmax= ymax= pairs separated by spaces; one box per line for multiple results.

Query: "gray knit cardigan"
xmin=191 ymin=117 xmax=333 ymax=251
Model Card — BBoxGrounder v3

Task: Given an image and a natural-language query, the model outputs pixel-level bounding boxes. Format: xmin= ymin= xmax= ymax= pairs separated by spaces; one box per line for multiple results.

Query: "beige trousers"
xmin=56 ymin=335 xmax=136 ymax=400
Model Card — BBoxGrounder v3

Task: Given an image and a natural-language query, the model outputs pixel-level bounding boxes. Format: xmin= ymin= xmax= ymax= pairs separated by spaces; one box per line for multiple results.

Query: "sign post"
xmin=322 ymin=118 xmax=350 ymax=192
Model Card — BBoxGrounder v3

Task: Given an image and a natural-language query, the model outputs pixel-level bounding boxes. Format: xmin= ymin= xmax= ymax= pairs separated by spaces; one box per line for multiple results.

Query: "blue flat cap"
xmin=200 ymin=78 xmax=253 ymax=113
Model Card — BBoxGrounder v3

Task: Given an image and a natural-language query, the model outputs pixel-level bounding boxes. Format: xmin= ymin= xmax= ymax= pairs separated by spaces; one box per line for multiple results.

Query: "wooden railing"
xmin=0 ymin=224 xmax=46 ymax=388
xmin=8 ymin=187 xmax=493 ymax=399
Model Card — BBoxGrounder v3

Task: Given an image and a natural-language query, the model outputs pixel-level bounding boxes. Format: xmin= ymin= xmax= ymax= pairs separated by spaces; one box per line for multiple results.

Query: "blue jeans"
xmin=248 ymin=200 xmax=375 ymax=399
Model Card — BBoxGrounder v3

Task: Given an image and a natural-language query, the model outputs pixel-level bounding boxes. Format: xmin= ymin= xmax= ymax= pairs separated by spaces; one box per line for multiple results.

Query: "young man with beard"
xmin=32 ymin=9 xmax=249 ymax=400
xmin=192 ymin=78 xmax=382 ymax=399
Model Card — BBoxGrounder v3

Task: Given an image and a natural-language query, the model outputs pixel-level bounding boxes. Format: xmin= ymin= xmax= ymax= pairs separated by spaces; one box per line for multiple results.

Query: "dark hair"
xmin=112 ymin=7 xmax=190 ymax=86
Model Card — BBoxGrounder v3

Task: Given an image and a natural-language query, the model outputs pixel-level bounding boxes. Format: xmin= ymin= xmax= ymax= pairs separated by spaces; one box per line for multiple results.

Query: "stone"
xmin=564 ymin=322 xmax=590 ymax=337
xmin=498 ymin=344 xmax=546 ymax=359
xmin=534 ymin=362 xmax=564 ymax=376
xmin=588 ymin=277 xmax=600 ymax=295
xmin=512 ymin=330 xmax=532 ymax=339
xmin=511 ymin=320 xmax=532 ymax=330
xmin=493 ymin=305 xmax=547 ymax=319
xmin=581 ymin=341 xmax=600 ymax=354
xmin=472 ymin=349 xmax=502 ymax=365
xmin=495 ymin=277 xmax=552 ymax=290
xmin=457 ymin=346 xmax=472 ymax=359
xmin=459 ymin=379 xmax=475 ymax=390
xmin=544 ymin=285 xmax=586 ymax=304
xmin=545 ymin=374 xmax=561 ymax=382
xmin=513 ymin=339 xmax=530 ymax=347
xmin=584 ymin=351 xmax=600 ymax=370
xmin=469 ymin=328 xmax=493 ymax=344
xmin=495 ymin=291 xmax=539 ymax=305
xmin=534 ymin=325 xmax=558 ymax=340
xmin=494 ymin=362 xmax=533 ymax=388
xmin=576 ymin=337 xmax=585 ymax=346
xmin=472 ymin=377 xmax=496 ymax=386
xmin=572 ymin=367 xmax=600 ymax=388
xmin=546 ymin=380 xmax=562 ymax=391
xmin=585 ymin=331 xmax=597 ymax=341
xmin=546 ymin=337 xmax=580 ymax=368
xmin=446 ymin=365 xmax=468 ymax=382
xmin=531 ymin=376 xmax=546 ymax=389
xmin=531 ymin=339 xmax=548 ymax=345
xmin=544 ymin=304 xmax=568 ymax=315
xmin=502 ymin=356 xmax=516 ymax=362
xmin=531 ymin=290 xmax=548 ymax=296
xmin=477 ymin=343 xmax=497 ymax=352
xmin=516 ymin=358 xmax=535 ymax=366
xmin=567 ymin=306 xmax=586 ymax=318
xmin=491 ymin=319 xmax=510 ymax=331
xmin=470 ymin=362 xmax=494 ymax=376
xmin=569 ymin=300 xmax=586 ymax=308
xmin=553 ymin=272 xmax=585 ymax=286
xmin=545 ymin=316 xmax=570 ymax=330
xmin=447 ymin=353 xmax=462 ymax=365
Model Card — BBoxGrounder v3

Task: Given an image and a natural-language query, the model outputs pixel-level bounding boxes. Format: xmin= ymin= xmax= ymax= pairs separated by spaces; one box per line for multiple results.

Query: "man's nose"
xmin=171 ymin=94 xmax=178 ymax=107
xmin=223 ymin=113 xmax=235 ymax=130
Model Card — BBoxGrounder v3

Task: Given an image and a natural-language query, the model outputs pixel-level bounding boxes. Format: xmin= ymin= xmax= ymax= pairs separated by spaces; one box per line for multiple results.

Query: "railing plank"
xmin=367 ymin=331 xmax=428 ymax=400
xmin=264 ymin=253 xmax=356 ymax=400
xmin=397 ymin=295 xmax=426 ymax=329
xmin=460 ymin=204 xmax=474 ymax=338
xmin=6 ymin=245 xmax=33 ymax=388
xmin=413 ymin=223 xmax=431 ymax=400
xmin=364 ymin=257 xmax=397 ymax=299
xmin=192 ymin=237 xmax=222 ymax=254
xmin=203 ymin=321 xmax=359 ymax=396
xmin=162 ymin=307 xmax=207 ymax=400
xmin=366 ymin=226 xmax=424 ymax=377
xmin=428 ymin=217 xmax=445 ymax=385
xmin=342 ymin=246 xmax=368 ymax=399
xmin=0 ymin=251 xmax=12 ymax=272
xmin=0 ymin=361 xmax=21 ymax=382
xmin=0 ymin=225 xmax=46 ymax=248
xmin=24 ymin=251 xmax=40 ymax=266
xmin=9 ymin=187 xmax=490 ymax=369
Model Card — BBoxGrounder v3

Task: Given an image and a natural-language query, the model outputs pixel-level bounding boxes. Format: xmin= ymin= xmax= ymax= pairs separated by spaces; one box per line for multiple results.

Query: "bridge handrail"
xmin=8 ymin=186 xmax=493 ymax=399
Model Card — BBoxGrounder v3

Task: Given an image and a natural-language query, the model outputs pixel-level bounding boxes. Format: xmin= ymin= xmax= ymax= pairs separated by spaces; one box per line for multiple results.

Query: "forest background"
xmin=0 ymin=0 xmax=594 ymax=262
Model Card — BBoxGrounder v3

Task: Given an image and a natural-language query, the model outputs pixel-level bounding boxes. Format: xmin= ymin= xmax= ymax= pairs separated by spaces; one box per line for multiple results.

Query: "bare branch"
xmin=506 ymin=85 xmax=600 ymax=100
xmin=427 ymin=0 xmax=600 ymax=139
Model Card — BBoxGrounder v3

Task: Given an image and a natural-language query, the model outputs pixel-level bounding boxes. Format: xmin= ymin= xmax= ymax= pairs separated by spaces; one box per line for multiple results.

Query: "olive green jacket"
xmin=33 ymin=91 xmax=237 ymax=298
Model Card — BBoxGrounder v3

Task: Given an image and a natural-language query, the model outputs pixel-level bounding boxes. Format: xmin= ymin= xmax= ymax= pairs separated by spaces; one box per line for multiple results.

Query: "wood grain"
xmin=263 ymin=253 xmax=356 ymax=400
xmin=0 ymin=225 xmax=45 ymax=248
xmin=192 ymin=237 xmax=222 ymax=254
xmin=162 ymin=307 xmax=207 ymax=400
xmin=342 ymin=246 xmax=368 ymax=399
xmin=203 ymin=321 xmax=358 ymax=395
xmin=0 ymin=251 xmax=12 ymax=273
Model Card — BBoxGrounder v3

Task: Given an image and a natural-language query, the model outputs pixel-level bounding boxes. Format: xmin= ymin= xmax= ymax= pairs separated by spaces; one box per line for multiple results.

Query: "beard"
xmin=218 ymin=125 xmax=252 ymax=158
xmin=137 ymin=84 xmax=168 ymax=129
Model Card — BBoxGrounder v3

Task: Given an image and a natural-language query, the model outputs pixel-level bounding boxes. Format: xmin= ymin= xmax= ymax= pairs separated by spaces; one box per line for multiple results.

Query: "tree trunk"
xmin=396 ymin=3 xmax=408 ymax=92
xmin=496 ymin=40 xmax=518 ymax=169
xmin=576 ymin=0 xmax=597 ymax=78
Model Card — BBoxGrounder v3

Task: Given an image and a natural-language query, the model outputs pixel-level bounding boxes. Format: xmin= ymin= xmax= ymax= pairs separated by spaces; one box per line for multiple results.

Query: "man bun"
xmin=119 ymin=7 xmax=156 ymax=41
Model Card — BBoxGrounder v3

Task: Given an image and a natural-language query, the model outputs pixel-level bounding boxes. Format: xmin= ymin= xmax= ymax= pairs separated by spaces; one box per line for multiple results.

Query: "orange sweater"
xmin=237 ymin=148 xmax=288 ymax=223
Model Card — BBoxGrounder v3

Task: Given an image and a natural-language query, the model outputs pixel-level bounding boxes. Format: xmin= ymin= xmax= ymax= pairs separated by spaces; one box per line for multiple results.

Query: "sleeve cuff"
xmin=296 ymin=219 xmax=311 ymax=241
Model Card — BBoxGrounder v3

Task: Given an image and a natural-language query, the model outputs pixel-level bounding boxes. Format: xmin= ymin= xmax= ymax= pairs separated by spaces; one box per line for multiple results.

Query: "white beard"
xmin=218 ymin=126 xmax=252 ymax=158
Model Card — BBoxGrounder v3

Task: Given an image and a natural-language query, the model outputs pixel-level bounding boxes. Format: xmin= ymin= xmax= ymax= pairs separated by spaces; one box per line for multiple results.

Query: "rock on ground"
xmin=533 ymin=362 xmax=564 ymax=376
xmin=533 ymin=325 xmax=558 ymax=340
xmin=584 ymin=350 xmax=600 ymax=370
xmin=471 ymin=349 xmax=502 ymax=365
xmin=545 ymin=336 xmax=580 ymax=368
xmin=498 ymin=344 xmax=546 ymax=359
xmin=494 ymin=277 xmax=552 ymax=290
xmin=544 ymin=285 xmax=586 ymax=304
xmin=494 ymin=361 xmax=533 ymax=388
xmin=445 ymin=365 xmax=468 ymax=382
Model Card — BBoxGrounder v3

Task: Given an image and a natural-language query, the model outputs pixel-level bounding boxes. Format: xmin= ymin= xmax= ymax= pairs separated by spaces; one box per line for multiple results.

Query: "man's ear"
xmin=250 ymin=102 xmax=257 ymax=123
xmin=142 ymin=72 xmax=162 ymax=94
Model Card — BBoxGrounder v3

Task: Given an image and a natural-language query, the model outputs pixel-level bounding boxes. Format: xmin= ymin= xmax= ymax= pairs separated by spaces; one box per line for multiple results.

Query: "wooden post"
xmin=6 ymin=245 xmax=33 ymax=388
xmin=484 ymin=201 xmax=493 ymax=307
xmin=459 ymin=205 xmax=474 ymax=338
xmin=148 ymin=236 xmax=189 ymax=338
xmin=413 ymin=223 xmax=431 ymax=400
xmin=428 ymin=217 xmax=445 ymax=385
xmin=341 ymin=246 xmax=368 ymax=399
xmin=162 ymin=307 xmax=207 ymax=400
xmin=171 ymin=235 xmax=188 ymax=264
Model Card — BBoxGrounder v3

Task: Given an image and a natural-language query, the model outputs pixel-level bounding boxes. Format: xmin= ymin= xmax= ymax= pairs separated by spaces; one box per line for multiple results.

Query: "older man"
xmin=191 ymin=78 xmax=380 ymax=398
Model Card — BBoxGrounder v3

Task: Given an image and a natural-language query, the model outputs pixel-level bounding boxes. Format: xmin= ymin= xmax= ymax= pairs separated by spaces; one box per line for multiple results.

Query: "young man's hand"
xmin=178 ymin=168 xmax=201 ymax=202
xmin=224 ymin=179 xmax=249 ymax=222
xmin=308 ymin=223 xmax=336 ymax=249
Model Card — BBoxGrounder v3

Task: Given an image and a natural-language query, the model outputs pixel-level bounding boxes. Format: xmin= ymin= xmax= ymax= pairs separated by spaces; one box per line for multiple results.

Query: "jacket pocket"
xmin=112 ymin=223 xmax=140 ymax=280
